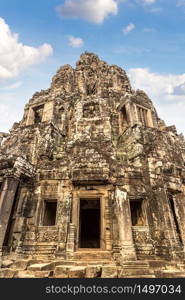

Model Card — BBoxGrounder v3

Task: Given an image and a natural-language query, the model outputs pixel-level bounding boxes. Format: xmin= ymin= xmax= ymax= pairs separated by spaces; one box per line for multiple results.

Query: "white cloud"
xmin=0 ymin=81 xmax=22 ymax=91
xmin=142 ymin=0 xmax=156 ymax=4
xmin=0 ymin=18 xmax=53 ymax=80
xmin=68 ymin=36 xmax=84 ymax=48
xmin=173 ymin=82 xmax=185 ymax=95
xmin=128 ymin=68 xmax=185 ymax=134
xmin=140 ymin=0 xmax=156 ymax=4
xmin=122 ymin=23 xmax=135 ymax=35
xmin=177 ymin=0 xmax=185 ymax=7
xmin=134 ymin=0 xmax=156 ymax=5
xmin=57 ymin=0 xmax=118 ymax=24
xmin=134 ymin=0 xmax=161 ymax=13
xmin=128 ymin=68 xmax=185 ymax=97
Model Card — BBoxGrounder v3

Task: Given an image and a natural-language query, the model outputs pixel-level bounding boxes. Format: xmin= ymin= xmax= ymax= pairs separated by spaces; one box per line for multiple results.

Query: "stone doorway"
xmin=79 ymin=198 xmax=100 ymax=248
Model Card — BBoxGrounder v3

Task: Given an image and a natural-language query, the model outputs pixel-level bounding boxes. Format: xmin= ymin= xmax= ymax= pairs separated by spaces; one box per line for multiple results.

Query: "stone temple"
xmin=0 ymin=53 xmax=185 ymax=278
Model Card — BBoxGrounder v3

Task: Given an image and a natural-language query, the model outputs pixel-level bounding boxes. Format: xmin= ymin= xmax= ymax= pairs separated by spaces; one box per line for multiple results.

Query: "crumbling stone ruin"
xmin=0 ymin=53 xmax=185 ymax=278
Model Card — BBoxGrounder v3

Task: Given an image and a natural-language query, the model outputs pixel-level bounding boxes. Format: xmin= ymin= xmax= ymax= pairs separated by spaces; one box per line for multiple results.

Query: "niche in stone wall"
xmin=120 ymin=105 xmax=129 ymax=129
xmin=83 ymin=102 xmax=100 ymax=118
xmin=58 ymin=106 xmax=66 ymax=132
xmin=0 ymin=181 xmax=2 ymax=194
xmin=43 ymin=200 xmax=57 ymax=226
xmin=33 ymin=105 xmax=44 ymax=124
xmin=130 ymin=199 xmax=146 ymax=226
xmin=58 ymin=106 xmax=65 ymax=121
xmin=168 ymin=194 xmax=183 ymax=244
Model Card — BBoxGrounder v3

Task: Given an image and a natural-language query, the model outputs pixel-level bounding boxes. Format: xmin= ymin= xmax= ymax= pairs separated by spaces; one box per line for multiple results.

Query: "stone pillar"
xmin=114 ymin=187 xmax=136 ymax=261
xmin=105 ymin=194 xmax=112 ymax=251
xmin=66 ymin=224 xmax=76 ymax=259
xmin=0 ymin=177 xmax=19 ymax=257
xmin=56 ymin=190 xmax=72 ymax=253
xmin=0 ymin=136 xmax=3 ymax=147
xmin=125 ymin=102 xmax=133 ymax=127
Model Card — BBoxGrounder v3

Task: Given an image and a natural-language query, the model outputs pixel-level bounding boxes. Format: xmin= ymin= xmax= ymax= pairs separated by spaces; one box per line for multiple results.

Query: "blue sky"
xmin=0 ymin=0 xmax=185 ymax=134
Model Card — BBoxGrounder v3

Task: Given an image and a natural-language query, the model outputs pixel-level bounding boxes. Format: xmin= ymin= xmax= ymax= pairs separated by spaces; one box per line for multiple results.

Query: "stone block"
xmin=28 ymin=262 xmax=54 ymax=271
xmin=118 ymin=268 xmax=153 ymax=277
xmin=68 ymin=267 xmax=86 ymax=278
xmin=11 ymin=259 xmax=29 ymax=270
xmin=0 ymin=269 xmax=16 ymax=278
xmin=85 ymin=266 xmax=102 ymax=278
xmin=54 ymin=265 xmax=71 ymax=278
xmin=1 ymin=260 xmax=14 ymax=268
xmin=101 ymin=266 xmax=118 ymax=278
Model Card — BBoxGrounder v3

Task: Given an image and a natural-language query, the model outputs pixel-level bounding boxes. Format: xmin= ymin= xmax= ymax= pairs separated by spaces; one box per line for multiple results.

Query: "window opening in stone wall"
xmin=43 ymin=200 xmax=57 ymax=226
xmin=120 ymin=105 xmax=128 ymax=128
xmin=137 ymin=106 xmax=148 ymax=127
xmin=168 ymin=195 xmax=183 ymax=244
xmin=33 ymin=105 xmax=44 ymax=124
xmin=79 ymin=198 xmax=100 ymax=248
xmin=130 ymin=199 xmax=146 ymax=226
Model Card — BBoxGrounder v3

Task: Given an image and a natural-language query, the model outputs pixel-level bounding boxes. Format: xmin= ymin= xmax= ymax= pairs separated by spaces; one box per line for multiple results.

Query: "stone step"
xmin=28 ymin=254 xmax=55 ymax=259
xmin=120 ymin=261 xmax=149 ymax=269
xmin=54 ymin=265 xmax=74 ymax=278
xmin=1 ymin=259 xmax=14 ymax=268
xmin=148 ymin=260 xmax=166 ymax=270
xmin=164 ymin=261 xmax=185 ymax=271
xmin=118 ymin=268 xmax=154 ymax=277
xmin=33 ymin=251 xmax=55 ymax=255
xmin=54 ymin=265 xmax=117 ymax=278
xmin=75 ymin=261 xmax=114 ymax=266
xmin=101 ymin=266 xmax=118 ymax=278
xmin=73 ymin=251 xmax=112 ymax=260
xmin=68 ymin=267 xmax=86 ymax=278
xmin=28 ymin=262 xmax=55 ymax=271
xmin=86 ymin=265 xmax=102 ymax=278
xmin=0 ymin=268 xmax=16 ymax=278
xmin=54 ymin=260 xmax=76 ymax=266
xmin=125 ymin=275 xmax=156 ymax=278
xmin=15 ymin=271 xmax=35 ymax=278
xmin=2 ymin=255 xmax=185 ymax=278
xmin=27 ymin=259 xmax=51 ymax=266
xmin=10 ymin=259 xmax=29 ymax=270
xmin=176 ymin=263 xmax=185 ymax=270
xmin=160 ymin=271 xmax=185 ymax=278
xmin=15 ymin=270 xmax=49 ymax=278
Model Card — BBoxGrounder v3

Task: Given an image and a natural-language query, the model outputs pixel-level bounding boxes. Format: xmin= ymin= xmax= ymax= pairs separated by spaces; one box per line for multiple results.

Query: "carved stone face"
xmin=83 ymin=102 xmax=100 ymax=118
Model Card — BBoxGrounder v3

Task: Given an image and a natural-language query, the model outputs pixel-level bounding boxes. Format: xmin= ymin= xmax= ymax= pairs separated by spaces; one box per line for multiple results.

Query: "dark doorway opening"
xmin=121 ymin=105 xmax=128 ymax=128
xmin=79 ymin=198 xmax=100 ymax=248
xmin=168 ymin=195 xmax=183 ymax=244
xmin=43 ymin=201 xmax=57 ymax=226
xmin=130 ymin=199 xmax=146 ymax=226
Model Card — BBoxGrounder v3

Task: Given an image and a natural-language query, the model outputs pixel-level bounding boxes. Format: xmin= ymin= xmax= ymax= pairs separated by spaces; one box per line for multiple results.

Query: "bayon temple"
xmin=0 ymin=53 xmax=185 ymax=278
